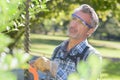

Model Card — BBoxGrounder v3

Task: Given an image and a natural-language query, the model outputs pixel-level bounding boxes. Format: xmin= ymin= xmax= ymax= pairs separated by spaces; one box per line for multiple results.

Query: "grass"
xmin=30 ymin=34 xmax=68 ymax=56
xmin=30 ymin=34 xmax=120 ymax=58
xmin=100 ymin=60 xmax=120 ymax=80
xmin=89 ymin=39 xmax=120 ymax=58
xmin=30 ymin=34 xmax=120 ymax=79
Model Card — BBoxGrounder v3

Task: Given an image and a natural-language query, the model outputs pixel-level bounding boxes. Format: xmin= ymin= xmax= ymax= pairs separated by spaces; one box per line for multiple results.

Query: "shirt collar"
xmin=74 ymin=39 xmax=88 ymax=54
xmin=60 ymin=40 xmax=69 ymax=52
xmin=60 ymin=39 xmax=88 ymax=55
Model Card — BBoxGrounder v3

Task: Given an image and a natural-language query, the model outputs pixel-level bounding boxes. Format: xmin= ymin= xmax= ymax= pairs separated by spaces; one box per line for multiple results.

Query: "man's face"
xmin=68 ymin=11 xmax=92 ymax=39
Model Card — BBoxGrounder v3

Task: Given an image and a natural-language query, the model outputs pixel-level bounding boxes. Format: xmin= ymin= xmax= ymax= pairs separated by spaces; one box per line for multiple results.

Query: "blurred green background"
xmin=0 ymin=0 xmax=120 ymax=80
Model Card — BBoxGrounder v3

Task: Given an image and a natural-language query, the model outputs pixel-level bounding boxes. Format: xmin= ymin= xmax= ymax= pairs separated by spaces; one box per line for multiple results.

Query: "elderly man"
xmin=32 ymin=4 xmax=102 ymax=80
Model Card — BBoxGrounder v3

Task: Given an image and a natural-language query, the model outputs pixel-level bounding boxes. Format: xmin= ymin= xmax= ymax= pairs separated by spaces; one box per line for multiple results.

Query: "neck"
xmin=67 ymin=38 xmax=86 ymax=51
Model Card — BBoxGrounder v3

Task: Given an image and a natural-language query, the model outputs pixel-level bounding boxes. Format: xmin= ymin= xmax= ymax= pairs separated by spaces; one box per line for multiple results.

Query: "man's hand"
xmin=31 ymin=57 xmax=50 ymax=72
xmin=30 ymin=57 xmax=58 ymax=77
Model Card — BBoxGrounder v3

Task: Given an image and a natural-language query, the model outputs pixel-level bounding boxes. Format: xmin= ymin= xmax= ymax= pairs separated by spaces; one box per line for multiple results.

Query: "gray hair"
xmin=74 ymin=4 xmax=99 ymax=30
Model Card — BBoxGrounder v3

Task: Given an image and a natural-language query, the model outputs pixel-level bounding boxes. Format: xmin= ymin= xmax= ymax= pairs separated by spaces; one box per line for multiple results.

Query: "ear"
xmin=87 ymin=28 xmax=95 ymax=37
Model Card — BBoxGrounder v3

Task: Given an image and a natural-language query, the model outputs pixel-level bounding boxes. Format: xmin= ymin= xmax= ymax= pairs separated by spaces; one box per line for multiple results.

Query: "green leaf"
xmin=77 ymin=61 xmax=90 ymax=79
xmin=0 ymin=71 xmax=17 ymax=80
xmin=68 ymin=72 xmax=80 ymax=80
xmin=0 ymin=33 xmax=12 ymax=52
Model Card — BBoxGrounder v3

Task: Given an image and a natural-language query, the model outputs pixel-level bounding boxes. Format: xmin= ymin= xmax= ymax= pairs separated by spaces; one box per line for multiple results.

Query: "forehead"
xmin=74 ymin=11 xmax=91 ymax=24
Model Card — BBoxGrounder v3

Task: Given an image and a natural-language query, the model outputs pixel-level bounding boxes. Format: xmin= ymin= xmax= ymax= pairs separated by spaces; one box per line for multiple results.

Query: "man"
xmin=32 ymin=4 xmax=102 ymax=80
xmin=50 ymin=4 xmax=102 ymax=80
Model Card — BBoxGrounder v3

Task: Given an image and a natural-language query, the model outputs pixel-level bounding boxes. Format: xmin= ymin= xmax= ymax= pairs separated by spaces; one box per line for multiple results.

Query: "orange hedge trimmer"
xmin=28 ymin=66 xmax=39 ymax=80
xmin=24 ymin=57 xmax=55 ymax=80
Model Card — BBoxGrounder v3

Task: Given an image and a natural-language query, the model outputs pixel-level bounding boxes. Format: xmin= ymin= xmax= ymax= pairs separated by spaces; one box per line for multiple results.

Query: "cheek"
xmin=77 ymin=28 xmax=87 ymax=35
xmin=77 ymin=27 xmax=83 ymax=33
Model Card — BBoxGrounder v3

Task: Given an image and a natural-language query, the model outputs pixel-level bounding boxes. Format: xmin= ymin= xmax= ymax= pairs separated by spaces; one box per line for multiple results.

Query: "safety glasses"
xmin=72 ymin=14 xmax=92 ymax=28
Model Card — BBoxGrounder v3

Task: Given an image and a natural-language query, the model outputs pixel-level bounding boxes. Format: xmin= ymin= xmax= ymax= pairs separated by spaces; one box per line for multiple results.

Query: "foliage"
xmin=43 ymin=0 xmax=120 ymax=25
xmin=0 ymin=51 xmax=31 ymax=80
xmin=1 ymin=0 xmax=119 ymax=53
xmin=0 ymin=71 xmax=16 ymax=80
xmin=0 ymin=34 xmax=12 ymax=52
xmin=29 ymin=0 xmax=120 ymax=40
xmin=0 ymin=0 xmax=24 ymax=32
xmin=68 ymin=53 xmax=102 ymax=80
xmin=0 ymin=0 xmax=31 ymax=80
xmin=93 ymin=17 xmax=120 ymax=40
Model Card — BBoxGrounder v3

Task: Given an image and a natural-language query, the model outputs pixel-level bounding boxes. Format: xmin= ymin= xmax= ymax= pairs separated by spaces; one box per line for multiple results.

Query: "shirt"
xmin=51 ymin=40 xmax=89 ymax=80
